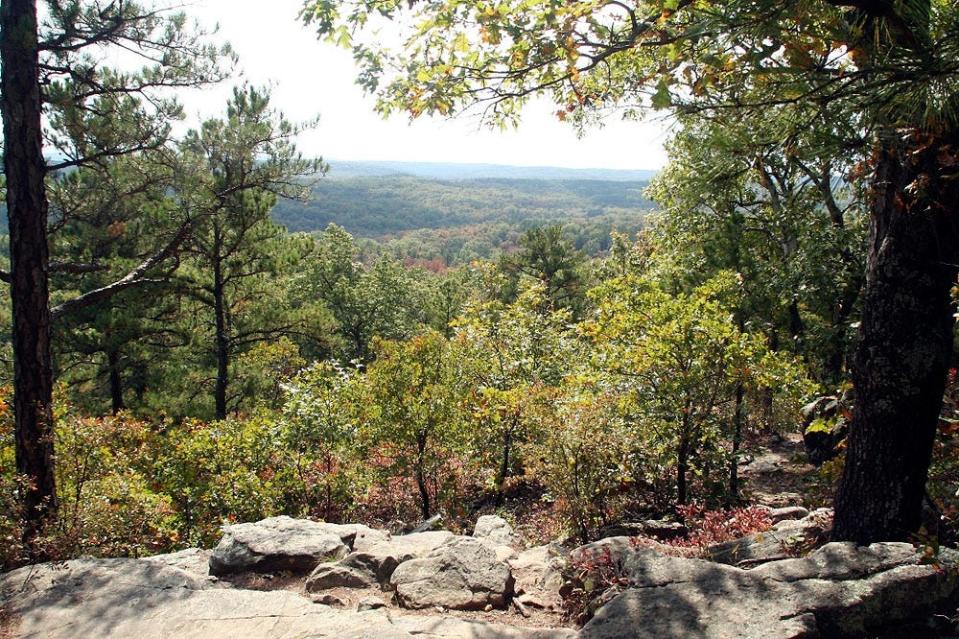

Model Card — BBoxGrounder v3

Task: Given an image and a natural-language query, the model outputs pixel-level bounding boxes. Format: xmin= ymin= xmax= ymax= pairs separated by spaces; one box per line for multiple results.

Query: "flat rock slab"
xmin=0 ymin=558 xmax=575 ymax=639
xmin=580 ymin=542 xmax=959 ymax=639
xmin=209 ymin=516 xmax=350 ymax=576
xmin=390 ymin=537 xmax=515 ymax=611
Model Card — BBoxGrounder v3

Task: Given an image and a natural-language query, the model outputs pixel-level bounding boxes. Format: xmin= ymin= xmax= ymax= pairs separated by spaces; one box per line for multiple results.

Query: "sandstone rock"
xmin=580 ymin=542 xmax=959 ymax=639
xmin=311 ymin=593 xmax=347 ymax=607
xmin=356 ymin=596 xmax=387 ymax=612
xmin=209 ymin=516 xmax=350 ymax=576
xmin=390 ymin=537 xmax=514 ymax=610
xmin=305 ymin=563 xmax=375 ymax=592
xmin=341 ymin=530 xmax=454 ymax=584
xmin=143 ymin=548 xmax=214 ymax=579
xmin=474 ymin=515 xmax=518 ymax=545
xmin=0 ymin=557 xmax=573 ymax=639
xmin=762 ymin=505 xmax=809 ymax=523
xmin=596 ymin=519 xmax=687 ymax=541
xmin=509 ymin=544 xmax=569 ymax=610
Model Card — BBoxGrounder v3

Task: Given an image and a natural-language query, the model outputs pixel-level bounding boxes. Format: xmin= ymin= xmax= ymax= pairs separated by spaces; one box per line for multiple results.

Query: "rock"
xmin=209 ymin=516 xmax=349 ymax=576
xmin=341 ymin=530 xmax=454 ymax=584
xmin=474 ymin=515 xmax=518 ymax=545
xmin=596 ymin=519 xmax=687 ymax=541
xmin=390 ymin=537 xmax=514 ymax=611
xmin=705 ymin=509 xmax=832 ymax=566
xmin=580 ymin=542 xmax=959 ymax=639
xmin=356 ymin=596 xmax=387 ymax=612
xmin=1 ymin=557 xmax=573 ymax=639
xmin=143 ymin=548 xmax=214 ymax=579
xmin=509 ymin=545 xmax=569 ymax=611
xmin=306 ymin=563 xmax=375 ymax=592
xmin=763 ymin=506 xmax=809 ymax=524
xmin=311 ymin=593 xmax=347 ymax=607
xmin=410 ymin=514 xmax=444 ymax=533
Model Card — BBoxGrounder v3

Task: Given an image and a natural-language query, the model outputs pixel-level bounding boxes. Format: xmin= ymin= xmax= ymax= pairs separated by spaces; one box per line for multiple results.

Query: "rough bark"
xmin=833 ymin=131 xmax=959 ymax=543
xmin=1 ymin=0 xmax=58 ymax=551
xmin=213 ymin=253 xmax=229 ymax=421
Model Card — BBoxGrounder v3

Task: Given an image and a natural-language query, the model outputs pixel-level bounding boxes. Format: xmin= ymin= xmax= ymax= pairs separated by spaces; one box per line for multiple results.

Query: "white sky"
xmin=178 ymin=0 xmax=672 ymax=171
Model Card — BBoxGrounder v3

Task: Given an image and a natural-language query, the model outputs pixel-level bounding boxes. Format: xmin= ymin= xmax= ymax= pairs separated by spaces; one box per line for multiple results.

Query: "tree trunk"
xmin=728 ymin=383 xmax=745 ymax=504
xmin=1 ymin=0 xmax=58 ymax=553
xmin=213 ymin=252 xmax=229 ymax=420
xmin=107 ymin=348 xmax=125 ymax=414
xmin=416 ymin=435 xmax=431 ymax=519
xmin=494 ymin=429 xmax=512 ymax=506
xmin=833 ymin=130 xmax=959 ymax=543
xmin=677 ymin=427 xmax=690 ymax=505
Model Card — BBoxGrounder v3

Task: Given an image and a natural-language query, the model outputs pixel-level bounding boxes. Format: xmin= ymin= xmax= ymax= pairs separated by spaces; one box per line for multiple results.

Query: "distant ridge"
xmin=326 ymin=160 xmax=658 ymax=182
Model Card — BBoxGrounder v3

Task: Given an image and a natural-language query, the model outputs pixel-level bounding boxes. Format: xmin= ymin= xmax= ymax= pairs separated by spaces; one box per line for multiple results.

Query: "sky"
xmin=177 ymin=0 xmax=672 ymax=171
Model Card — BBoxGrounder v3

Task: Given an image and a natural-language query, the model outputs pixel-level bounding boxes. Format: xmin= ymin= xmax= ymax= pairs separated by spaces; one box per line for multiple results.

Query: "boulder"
xmin=209 ymin=516 xmax=350 ymax=576
xmin=310 ymin=593 xmax=347 ymax=607
xmin=474 ymin=515 xmax=518 ymax=545
xmin=390 ymin=537 xmax=515 ymax=611
xmin=305 ymin=563 xmax=376 ymax=592
xmin=705 ymin=509 xmax=831 ymax=566
xmin=509 ymin=544 xmax=569 ymax=610
xmin=341 ymin=530 xmax=454 ymax=584
xmin=580 ymin=542 xmax=959 ymax=639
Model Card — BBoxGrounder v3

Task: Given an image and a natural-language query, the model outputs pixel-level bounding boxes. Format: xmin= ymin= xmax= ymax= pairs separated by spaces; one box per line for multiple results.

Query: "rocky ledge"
xmin=2 ymin=512 xmax=958 ymax=639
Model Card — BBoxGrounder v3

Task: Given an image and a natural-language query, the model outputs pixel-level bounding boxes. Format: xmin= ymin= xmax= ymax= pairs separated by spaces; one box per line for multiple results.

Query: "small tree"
xmin=281 ymin=361 xmax=361 ymax=520
xmin=456 ymin=282 xmax=575 ymax=500
xmin=360 ymin=331 xmax=468 ymax=519
xmin=586 ymin=271 xmax=813 ymax=505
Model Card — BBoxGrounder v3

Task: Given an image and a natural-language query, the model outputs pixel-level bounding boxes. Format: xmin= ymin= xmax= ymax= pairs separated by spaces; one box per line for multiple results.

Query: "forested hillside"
xmin=271 ymin=175 xmax=654 ymax=264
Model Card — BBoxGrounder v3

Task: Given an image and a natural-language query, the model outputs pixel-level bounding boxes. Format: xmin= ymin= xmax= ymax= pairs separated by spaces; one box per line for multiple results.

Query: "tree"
xmin=180 ymin=86 xmax=323 ymax=419
xmin=502 ymin=225 xmax=586 ymax=314
xmin=646 ymin=106 xmax=867 ymax=385
xmin=586 ymin=271 xmax=812 ymax=505
xmin=304 ymin=0 xmax=959 ymax=543
xmin=360 ymin=331 xmax=468 ymax=519
xmin=1 ymin=0 xmax=225 ymax=552
xmin=456 ymin=280 xmax=575 ymax=501
xmin=307 ymin=224 xmax=422 ymax=362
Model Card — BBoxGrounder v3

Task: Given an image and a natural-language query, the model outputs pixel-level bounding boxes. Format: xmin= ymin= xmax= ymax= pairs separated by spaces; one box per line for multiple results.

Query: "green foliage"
xmin=358 ymin=331 xmax=471 ymax=519
xmin=585 ymin=270 xmax=815 ymax=505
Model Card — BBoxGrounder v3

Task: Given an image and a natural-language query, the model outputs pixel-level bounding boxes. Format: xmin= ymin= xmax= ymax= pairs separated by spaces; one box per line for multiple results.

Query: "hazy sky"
xmin=178 ymin=0 xmax=672 ymax=171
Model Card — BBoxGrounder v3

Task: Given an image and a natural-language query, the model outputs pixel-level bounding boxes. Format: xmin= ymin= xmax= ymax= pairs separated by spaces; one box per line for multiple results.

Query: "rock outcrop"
xmin=390 ymin=537 xmax=515 ymax=610
xmin=0 ymin=557 xmax=573 ymax=639
xmin=579 ymin=541 xmax=959 ymax=639
xmin=705 ymin=509 xmax=831 ymax=566
xmin=340 ymin=530 xmax=455 ymax=584
xmin=474 ymin=515 xmax=519 ymax=545
xmin=509 ymin=544 xmax=569 ymax=610
xmin=208 ymin=516 xmax=351 ymax=575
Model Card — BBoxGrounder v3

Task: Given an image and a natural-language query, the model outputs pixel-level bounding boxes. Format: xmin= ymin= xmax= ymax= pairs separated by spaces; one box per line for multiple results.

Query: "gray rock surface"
xmin=209 ymin=516 xmax=351 ymax=576
xmin=510 ymin=544 xmax=569 ymax=610
xmin=305 ymin=563 xmax=376 ymax=592
xmin=390 ymin=537 xmax=515 ymax=610
xmin=143 ymin=548 xmax=214 ymax=579
xmin=580 ymin=542 xmax=959 ymax=639
xmin=341 ymin=530 xmax=455 ymax=584
xmin=474 ymin=515 xmax=519 ymax=545
xmin=0 ymin=557 xmax=574 ymax=639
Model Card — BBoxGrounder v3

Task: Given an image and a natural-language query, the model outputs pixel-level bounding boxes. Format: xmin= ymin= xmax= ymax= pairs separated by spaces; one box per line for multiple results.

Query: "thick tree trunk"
xmin=107 ymin=348 xmax=125 ymax=414
xmin=1 ymin=0 xmax=58 ymax=552
xmin=833 ymin=131 xmax=959 ymax=543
